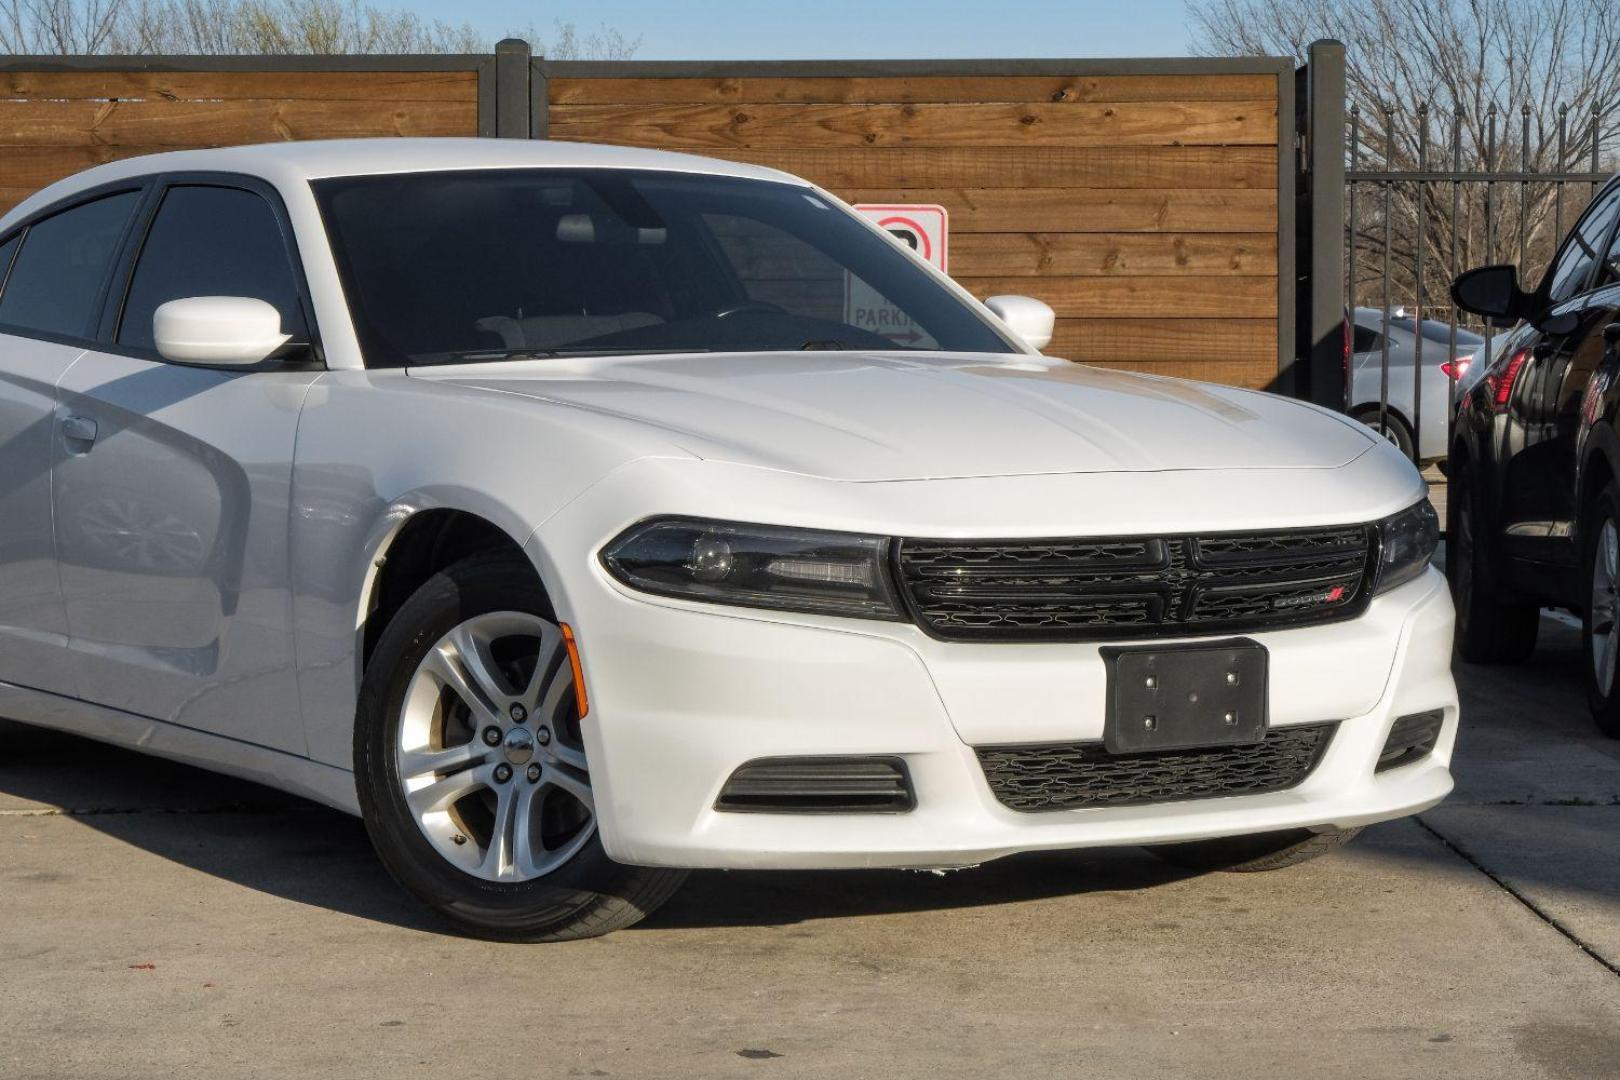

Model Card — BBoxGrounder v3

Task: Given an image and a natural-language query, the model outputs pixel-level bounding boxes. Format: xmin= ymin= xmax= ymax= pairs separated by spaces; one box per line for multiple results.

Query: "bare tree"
xmin=0 ymin=0 xmax=125 ymax=52
xmin=1188 ymin=0 xmax=1620 ymax=308
xmin=1 ymin=0 xmax=641 ymax=56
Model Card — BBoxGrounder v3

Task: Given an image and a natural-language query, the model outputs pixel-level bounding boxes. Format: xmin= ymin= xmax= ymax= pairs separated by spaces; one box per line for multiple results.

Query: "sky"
xmin=469 ymin=0 xmax=1198 ymax=60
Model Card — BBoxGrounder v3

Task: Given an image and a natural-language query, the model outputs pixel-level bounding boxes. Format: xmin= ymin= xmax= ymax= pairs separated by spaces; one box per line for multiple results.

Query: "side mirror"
xmin=984 ymin=294 xmax=1055 ymax=351
xmin=153 ymin=296 xmax=294 ymax=366
xmin=1451 ymin=265 xmax=1527 ymax=329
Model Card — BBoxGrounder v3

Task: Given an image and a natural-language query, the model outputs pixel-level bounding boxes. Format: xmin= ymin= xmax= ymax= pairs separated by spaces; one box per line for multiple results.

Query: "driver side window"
xmin=117 ymin=184 xmax=307 ymax=354
xmin=1545 ymin=187 xmax=1620 ymax=303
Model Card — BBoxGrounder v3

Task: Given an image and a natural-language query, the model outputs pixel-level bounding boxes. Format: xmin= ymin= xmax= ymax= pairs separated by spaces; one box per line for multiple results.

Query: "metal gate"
xmin=1344 ymin=97 xmax=1612 ymax=463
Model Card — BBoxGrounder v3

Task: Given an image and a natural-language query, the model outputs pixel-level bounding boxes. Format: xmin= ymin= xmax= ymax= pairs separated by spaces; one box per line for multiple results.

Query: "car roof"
xmin=2 ymin=138 xmax=808 ymax=228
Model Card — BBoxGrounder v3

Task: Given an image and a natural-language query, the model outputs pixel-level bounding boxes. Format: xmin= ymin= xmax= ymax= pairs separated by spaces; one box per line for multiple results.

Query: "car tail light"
xmin=1342 ymin=313 xmax=1352 ymax=403
xmin=1485 ymin=348 xmax=1530 ymax=410
xmin=1439 ymin=358 xmax=1470 ymax=380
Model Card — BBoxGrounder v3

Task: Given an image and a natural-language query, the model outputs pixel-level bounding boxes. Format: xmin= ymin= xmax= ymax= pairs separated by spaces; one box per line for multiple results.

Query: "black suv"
xmin=1450 ymin=174 xmax=1620 ymax=736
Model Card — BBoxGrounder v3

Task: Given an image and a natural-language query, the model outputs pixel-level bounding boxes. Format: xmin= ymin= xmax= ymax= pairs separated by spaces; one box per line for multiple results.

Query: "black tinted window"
xmin=1546 ymin=189 xmax=1620 ymax=302
xmin=1352 ymin=325 xmax=1383 ymax=352
xmin=314 ymin=169 xmax=1011 ymax=367
xmin=0 ymin=234 xmax=20 ymax=294
xmin=119 ymin=185 xmax=306 ymax=351
xmin=0 ymin=191 xmax=139 ymax=339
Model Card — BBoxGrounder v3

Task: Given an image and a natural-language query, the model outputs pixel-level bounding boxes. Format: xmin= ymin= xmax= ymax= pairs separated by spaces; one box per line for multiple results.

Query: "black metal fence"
xmin=1345 ymin=100 xmax=1613 ymax=463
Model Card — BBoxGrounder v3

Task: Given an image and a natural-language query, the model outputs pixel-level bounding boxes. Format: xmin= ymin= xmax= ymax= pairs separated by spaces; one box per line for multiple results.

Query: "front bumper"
xmin=541 ymin=515 xmax=1457 ymax=869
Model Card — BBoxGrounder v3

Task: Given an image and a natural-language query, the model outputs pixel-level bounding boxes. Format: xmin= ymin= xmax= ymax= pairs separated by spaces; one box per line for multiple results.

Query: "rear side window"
xmin=118 ymin=184 xmax=307 ymax=352
xmin=0 ymin=191 xmax=139 ymax=339
xmin=1352 ymin=325 xmax=1383 ymax=353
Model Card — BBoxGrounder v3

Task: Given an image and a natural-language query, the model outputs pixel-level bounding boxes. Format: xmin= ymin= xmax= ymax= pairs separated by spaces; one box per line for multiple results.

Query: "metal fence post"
xmin=1301 ymin=39 xmax=1347 ymax=410
xmin=494 ymin=38 xmax=532 ymax=139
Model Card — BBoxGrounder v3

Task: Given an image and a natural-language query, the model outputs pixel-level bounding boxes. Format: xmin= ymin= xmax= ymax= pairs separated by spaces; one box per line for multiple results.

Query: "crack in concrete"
xmin=0 ymin=804 xmax=310 ymax=818
xmin=1416 ymin=814 xmax=1620 ymax=980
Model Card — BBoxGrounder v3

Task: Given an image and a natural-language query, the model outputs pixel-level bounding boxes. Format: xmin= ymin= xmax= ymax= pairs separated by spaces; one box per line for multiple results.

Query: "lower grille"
xmin=976 ymin=724 xmax=1336 ymax=812
xmin=715 ymin=756 xmax=914 ymax=813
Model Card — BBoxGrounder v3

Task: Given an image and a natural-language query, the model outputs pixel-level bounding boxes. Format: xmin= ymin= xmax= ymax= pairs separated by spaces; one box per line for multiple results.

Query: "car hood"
xmin=412 ymin=351 xmax=1376 ymax=482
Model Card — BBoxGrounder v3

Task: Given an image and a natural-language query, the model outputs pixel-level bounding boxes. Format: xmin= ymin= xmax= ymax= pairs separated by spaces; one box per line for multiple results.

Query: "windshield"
xmin=313 ymin=168 xmax=1015 ymax=368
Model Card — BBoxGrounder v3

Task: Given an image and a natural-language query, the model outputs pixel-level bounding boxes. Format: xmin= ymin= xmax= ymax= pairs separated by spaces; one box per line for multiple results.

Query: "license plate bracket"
xmin=1103 ymin=639 xmax=1268 ymax=754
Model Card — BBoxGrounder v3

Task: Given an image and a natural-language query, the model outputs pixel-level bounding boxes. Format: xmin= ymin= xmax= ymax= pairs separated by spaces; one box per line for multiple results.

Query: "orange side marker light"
xmin=560 ymin=623 xmax=589 ymax=719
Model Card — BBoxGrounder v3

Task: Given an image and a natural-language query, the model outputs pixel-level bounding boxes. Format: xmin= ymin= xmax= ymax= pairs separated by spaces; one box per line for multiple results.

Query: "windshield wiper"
xmin=429 ymin=347 xmax=715 ymax=364
xmin=799 ymin=339 xmax=855 ymax=351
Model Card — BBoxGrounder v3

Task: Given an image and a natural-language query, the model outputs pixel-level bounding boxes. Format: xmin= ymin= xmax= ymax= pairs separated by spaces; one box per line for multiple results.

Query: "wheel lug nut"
xmin=509 ymin=704 xmax=527 ymax=723
xmin=494 ymin=763 xmax=513 ymax=783
xmin=526 ymin=763 xmax=542 ymax=783
xmin=481 ymin=726 xmax=502 ymax=747
xmin=535 ymin=725 xmax=552 ymax=746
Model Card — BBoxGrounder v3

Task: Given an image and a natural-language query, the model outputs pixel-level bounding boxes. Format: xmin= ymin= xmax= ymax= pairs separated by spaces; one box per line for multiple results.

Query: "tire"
xmin=1353 ymin=406 xmax=1416 ymax=461
xmin=1582 ymin=484 xmax=1620 ymax=738
xmin=354 ymin=552 xmax=686 ymax=941
xmin=1448 ymin=466 xmax=1538 ymax=663
xmin=1147 ymin=827 xmax=1362 ymax=873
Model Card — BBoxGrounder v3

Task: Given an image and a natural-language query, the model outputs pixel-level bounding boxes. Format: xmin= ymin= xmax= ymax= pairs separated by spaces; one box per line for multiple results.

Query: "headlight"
xmin=1373 ymin=499 xmax=1439 ymax=594
xmin=600 ymin=518 xmax=904 ymax=620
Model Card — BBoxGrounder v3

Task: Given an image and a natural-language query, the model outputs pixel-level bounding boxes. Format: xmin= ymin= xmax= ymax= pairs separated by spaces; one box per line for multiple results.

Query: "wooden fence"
xmin=0 ymin=43 xmax=1349 ymax=400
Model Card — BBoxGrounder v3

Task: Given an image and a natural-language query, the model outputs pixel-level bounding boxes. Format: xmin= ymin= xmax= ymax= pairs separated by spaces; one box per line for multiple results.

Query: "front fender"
xmin=287 ymin=370 xmax=695 ymax=769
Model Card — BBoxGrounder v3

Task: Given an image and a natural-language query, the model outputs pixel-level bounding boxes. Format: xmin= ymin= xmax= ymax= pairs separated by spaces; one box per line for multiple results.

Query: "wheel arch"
xmin=1579 ymin=427 xmax=1620 ymax=552
xmin=357 ymin=502 xmax=553 ymax=680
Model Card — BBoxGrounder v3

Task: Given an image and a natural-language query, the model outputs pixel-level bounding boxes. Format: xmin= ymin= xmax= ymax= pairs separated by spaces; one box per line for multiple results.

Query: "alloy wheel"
xmin=395 ymin=611 xmax=594 ymax=882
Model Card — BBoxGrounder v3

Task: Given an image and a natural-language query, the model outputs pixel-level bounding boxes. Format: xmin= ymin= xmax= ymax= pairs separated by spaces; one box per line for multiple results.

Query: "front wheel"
xmin=354 ymin=553 xmax=686 ymax=941
xmin=1146 ymin=827 xmax=1362 ymax=873
xmin=1582 ymin=485 xmax=1620 ymax=738
xmin=1448 ymin=466 xmax=1538 ymax=663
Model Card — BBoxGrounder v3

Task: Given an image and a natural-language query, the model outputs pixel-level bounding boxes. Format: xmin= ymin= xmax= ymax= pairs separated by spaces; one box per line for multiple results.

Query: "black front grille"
xmin=895 ymin=526 xmax=1373 ymax=641
xmin=976 ymin=724 xmax=1336 ymax=812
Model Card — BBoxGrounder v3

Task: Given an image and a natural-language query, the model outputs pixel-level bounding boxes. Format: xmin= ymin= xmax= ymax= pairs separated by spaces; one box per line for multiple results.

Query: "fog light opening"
xmin=1376 ymin=709 xmax=1444 ymax=773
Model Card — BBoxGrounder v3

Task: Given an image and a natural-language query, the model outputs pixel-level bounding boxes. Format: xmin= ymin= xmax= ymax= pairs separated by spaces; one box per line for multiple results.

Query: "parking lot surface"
xmin=2 ymin=616 xmax=1619 ymax=1080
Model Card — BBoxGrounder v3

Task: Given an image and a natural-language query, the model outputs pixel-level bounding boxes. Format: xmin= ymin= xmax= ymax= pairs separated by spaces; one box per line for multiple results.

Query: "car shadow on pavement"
xmin=5 ymin=613 xmax=1619 ymax=941
xmin=0 ymin=720 xmax=1198 ymax=935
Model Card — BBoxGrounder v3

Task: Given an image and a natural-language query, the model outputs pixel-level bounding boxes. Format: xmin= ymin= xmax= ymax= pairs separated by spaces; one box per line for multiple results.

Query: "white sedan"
xmin=0 ymin=139 xmax=1457 ymax=940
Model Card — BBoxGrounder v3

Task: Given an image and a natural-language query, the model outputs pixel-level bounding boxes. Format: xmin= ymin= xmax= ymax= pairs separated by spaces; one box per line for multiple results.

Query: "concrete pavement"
xmin=1 ymin=617 xmax=1618 ymax=1079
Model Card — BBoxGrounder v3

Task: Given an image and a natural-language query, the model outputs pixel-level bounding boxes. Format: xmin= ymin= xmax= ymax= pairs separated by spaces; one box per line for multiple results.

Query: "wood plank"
xmin=838 ymin=188 xmax=1278 ymax=234
xmin=0 ymin=144 xmax=160 ymax=193
xmin=1043 ymin=317 xmax=1277 ymax=366
xmin=1069 ymin=356 xmax=1281 ymax=391
xmin=0 ymin=70 xmax=477 ymax=102
xmin=0 ymin=97 xmax=477 ymax=145
xmin=950 ymin=232 xmax=1276 ymax=276
xmin=548 ymin=100 xmax=1278 ymax=149
xmin=959 ymin=275 xmax=1276 ymax=318
xmin=646 ymin=145 xmax=1276 ymax=189
xmin=549 ymin=73 xmax=1279 ymax=106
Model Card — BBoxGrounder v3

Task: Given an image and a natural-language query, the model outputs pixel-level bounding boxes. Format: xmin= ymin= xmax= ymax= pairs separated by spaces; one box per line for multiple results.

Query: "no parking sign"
xmin=848 ymin=203 xmax=949 ymax=347
xmin=853 ymin=203 xmax=949 ymax=273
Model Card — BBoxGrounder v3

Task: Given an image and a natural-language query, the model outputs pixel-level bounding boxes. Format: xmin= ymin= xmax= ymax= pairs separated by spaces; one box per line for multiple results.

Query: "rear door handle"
xmin=62 ymin=415 xmax=98 ymax=446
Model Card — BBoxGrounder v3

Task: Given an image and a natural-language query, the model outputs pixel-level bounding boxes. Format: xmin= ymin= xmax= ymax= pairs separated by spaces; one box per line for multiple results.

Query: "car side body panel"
xmin=0 ymin=335 xmax=83 ymax=698
xmin=53 ymin=350 xmax=321 ymax=753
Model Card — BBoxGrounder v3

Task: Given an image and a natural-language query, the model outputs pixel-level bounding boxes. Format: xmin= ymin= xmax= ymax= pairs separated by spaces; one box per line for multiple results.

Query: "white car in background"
xmin=1348 ymin=307 xmax=1487 ymax=461
xmin=0 ymin=139 xmax=1457 ymax=940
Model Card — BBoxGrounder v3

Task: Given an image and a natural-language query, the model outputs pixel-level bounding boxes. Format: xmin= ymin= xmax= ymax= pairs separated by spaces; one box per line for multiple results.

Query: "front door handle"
xmin=62 ymin=415 xmax=98 ymax=446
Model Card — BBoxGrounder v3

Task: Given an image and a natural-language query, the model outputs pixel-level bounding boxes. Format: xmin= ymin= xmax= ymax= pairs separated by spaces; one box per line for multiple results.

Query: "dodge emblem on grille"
xmin=1273 ymin=585 xmax=1346 ymax=610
